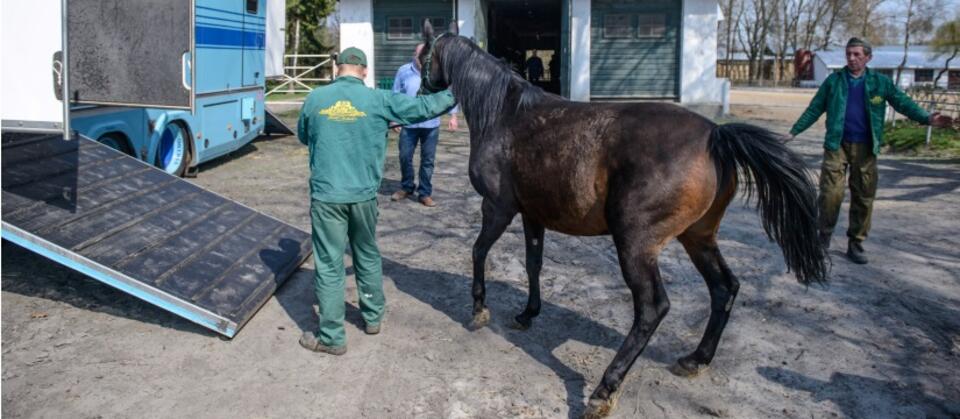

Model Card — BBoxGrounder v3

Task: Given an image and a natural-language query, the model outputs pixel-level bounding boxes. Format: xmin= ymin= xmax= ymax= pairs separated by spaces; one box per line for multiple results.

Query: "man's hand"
xmin=929 ymin=112 xmax=954 ymax=128
xmin=447 ymin=115 xmax=459 ymax=131
xmin=391 ymin=125 xmax=402 ymax=134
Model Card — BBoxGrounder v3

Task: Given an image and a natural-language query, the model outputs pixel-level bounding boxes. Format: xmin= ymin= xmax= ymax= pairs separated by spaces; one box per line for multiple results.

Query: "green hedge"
xmin=883 ymin=121 xmax=960 ymax=156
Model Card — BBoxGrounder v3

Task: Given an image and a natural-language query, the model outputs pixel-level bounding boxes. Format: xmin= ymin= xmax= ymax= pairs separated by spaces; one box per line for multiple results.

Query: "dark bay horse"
xmin=417 ymin=22 xmax=827 ymax=418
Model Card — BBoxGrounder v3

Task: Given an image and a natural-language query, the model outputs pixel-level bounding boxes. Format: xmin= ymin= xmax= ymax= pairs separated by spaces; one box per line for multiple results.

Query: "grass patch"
xmin=265 ymin=91 xmax=311 ymax=102
xmin=883 ymin=121 xmax=960 ymax=157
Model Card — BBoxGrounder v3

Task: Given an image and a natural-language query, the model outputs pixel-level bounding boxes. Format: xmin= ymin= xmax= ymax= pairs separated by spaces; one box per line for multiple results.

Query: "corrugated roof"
xmin=815 ymin=45 xmax=960 ymax=69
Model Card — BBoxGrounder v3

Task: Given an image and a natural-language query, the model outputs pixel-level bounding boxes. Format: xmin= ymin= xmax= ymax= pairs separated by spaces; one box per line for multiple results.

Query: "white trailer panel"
xmin=1 ymin=0 xmax=64 ymax=129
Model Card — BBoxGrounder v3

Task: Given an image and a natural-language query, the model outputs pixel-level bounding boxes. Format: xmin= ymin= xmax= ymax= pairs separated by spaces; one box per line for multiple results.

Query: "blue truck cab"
xmin=70 ymin=0 xmax=273 ymax=176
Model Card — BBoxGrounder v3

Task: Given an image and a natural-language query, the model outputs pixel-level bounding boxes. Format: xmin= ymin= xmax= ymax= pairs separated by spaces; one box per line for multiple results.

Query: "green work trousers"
xmin=817 ymin=141 xmax=878 ymax=243
xmin=310 ymin=198 xmax=384 ymax=347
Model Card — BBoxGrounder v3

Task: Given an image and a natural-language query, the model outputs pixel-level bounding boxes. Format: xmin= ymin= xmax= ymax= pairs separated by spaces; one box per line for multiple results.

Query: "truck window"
xmin=246 ymin=0 xmax=257 ymax=14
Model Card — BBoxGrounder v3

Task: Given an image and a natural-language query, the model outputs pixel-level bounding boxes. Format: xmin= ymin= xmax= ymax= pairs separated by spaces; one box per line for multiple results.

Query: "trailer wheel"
xmin=97 ymin=133 xmax=133 ymax=156
xmin=156 ymin=122 xmax=188 ymax=176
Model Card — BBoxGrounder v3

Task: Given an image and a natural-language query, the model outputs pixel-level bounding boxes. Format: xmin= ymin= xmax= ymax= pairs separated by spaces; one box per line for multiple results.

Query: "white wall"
xmin=570 ymin=0 xmax=591 ymax=102
xmin=338 ymin=0 xmax=375 ymax=87
xmin=894 ymin=70 xmax=914 ymax=89
xmin=813 ymin=55 xmax=829 ymax=85
xmin=679 ymin=0 xmax=722 ymax=104
xmin=1 ymin=0 xmax=64 ymax=127
xmin=456 ymin=0 xmax=476 ymax=41
xmin=265 ymin=0 xmax=286 ymax=78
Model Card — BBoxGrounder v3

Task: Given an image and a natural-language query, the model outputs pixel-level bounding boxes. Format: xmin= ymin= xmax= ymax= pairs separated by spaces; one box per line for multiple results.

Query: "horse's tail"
xmin=709 ymin=123 xmax=828 ymax=284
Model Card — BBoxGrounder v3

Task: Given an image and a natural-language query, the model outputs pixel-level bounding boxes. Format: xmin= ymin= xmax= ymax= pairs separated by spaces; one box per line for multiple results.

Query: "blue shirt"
xmin=392 ymin=62 xmax=457 ymax=129
xmin=843 ymin=72 xmax=870 ymax=143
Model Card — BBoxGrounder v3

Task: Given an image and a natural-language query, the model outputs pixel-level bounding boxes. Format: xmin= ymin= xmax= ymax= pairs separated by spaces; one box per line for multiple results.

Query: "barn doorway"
xmin=486 ymin=0 xmax=563 ymax=95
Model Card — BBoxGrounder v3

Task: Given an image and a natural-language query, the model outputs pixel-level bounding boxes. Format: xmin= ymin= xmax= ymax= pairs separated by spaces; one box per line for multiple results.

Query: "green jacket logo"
xmin=320 ymin=101 xmax=367 ymax=122
xmin=870 ymin=95 xmax=883 ymax=105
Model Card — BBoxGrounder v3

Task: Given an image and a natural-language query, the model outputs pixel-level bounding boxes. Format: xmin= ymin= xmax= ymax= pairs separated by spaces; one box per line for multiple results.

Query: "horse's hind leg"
xmin=471 ymin=197 xmax=516 ymax=329
xmin=512 ymin=215 xmax=544 ymax=330
xmin=671 ymin=230 xmax=740 ymax=377
xmin=586 ymin=231 xmax=670 ymax=419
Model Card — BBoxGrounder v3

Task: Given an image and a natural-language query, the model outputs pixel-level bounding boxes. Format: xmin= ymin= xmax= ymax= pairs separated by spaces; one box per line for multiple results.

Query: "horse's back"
xmin=508 ymin=100 xmax=717 ymax=236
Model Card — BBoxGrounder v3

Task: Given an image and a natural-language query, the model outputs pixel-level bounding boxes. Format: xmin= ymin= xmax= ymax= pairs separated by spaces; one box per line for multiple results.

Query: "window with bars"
xmin=387 ymin=17 xmax=415 ymax=40
xmin=914 ymin=69 xmax=934 ymax=83
xmin=426 ymin=17 xmax=446 ymax=34
xmin=637 ymin=14 xmax=666 ymax=38
xmin=603 ymin=14 xmax=631 ymax=39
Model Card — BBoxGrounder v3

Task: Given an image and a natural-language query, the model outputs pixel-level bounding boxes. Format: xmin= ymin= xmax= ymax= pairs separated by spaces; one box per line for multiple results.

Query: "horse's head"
xmin=417 ymin=19 xmax=458 ymax=94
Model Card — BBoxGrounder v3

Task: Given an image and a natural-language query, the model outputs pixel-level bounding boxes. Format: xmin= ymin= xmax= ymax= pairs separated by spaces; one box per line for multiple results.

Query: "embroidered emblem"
xmin=870 ymin=95 xmax=883 ymax=105
xmin=319 ymin=101 xmax=367 ymax=122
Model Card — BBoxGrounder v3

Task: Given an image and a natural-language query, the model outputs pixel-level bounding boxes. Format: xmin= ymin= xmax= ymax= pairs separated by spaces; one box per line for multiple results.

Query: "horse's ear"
xmin=422 ymin=19 xmax=434 ymax=42
xmin=448 ymin=21 xmax=459 ymax=36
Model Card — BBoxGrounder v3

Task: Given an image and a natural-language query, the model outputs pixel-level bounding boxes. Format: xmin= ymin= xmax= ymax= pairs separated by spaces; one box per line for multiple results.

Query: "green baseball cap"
xmin=336 ymin=47 xmax=367 ymax=66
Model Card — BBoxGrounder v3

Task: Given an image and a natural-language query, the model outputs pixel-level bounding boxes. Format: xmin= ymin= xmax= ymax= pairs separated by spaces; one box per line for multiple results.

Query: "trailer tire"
xmin=97 ymin=133 xmax=133 ymax=156
xmin=156 ymin=122 xmax=189 ymax=176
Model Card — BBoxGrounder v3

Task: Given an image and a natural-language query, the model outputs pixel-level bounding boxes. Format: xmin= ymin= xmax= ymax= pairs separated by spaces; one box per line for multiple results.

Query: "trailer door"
xmin=67 ymin=0 xmax=194 ymax=110
xmin=243 ymin=0 xmax=266 ymax=86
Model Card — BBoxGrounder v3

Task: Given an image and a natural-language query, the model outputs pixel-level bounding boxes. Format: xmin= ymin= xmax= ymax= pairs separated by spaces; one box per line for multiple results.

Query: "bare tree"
xmin=894 ymin=0 xmax=941 ymax=87
xmin=775 ymin=0 xmax=804 ymax=83
xmin=931 ymin=18 xmax=960 ymax=87
xmin=739 ymin=0 xmax=777 ymax=83
xmin=719 ymin=0 xmax=743 ymax=78
xmin=841 ymin=0 xmax=889 ymax=44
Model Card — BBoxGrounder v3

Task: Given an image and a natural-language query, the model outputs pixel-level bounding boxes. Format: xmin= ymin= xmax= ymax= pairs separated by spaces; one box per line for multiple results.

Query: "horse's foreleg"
xmin=672 ymin=233 xmax=740 ymax=377
xmin=470 ymin=198 xmax=515 ymax=329
xmin=586 ymin=234 xmax=670 ymax=419
xmin=512 ymin=215 xmax=544 ymax=330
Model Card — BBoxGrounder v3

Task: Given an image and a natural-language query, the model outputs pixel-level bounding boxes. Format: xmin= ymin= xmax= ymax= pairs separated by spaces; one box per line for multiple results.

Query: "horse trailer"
xmin=1 ymin=0 xmax=310 ymax=338
xmin=4 ymin=0 xmax=292 ymax=175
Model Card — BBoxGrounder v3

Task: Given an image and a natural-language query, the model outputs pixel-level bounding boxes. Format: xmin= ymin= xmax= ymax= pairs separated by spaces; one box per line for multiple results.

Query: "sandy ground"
xmin=3 ymin=100 xmax=959 ymax=418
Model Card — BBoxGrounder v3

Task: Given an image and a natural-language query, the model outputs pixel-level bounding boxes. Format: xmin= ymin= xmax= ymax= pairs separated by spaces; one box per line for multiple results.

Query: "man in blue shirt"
xmin=390 ymin=43 xmax=459 ymax=207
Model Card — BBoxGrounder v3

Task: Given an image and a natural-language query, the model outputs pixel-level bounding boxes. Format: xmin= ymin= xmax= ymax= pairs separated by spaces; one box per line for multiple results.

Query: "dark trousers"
xmin=817 ymin=141 xmax=878 ymax=243
xmin=398 ymin=127 xmax=440 ymax=198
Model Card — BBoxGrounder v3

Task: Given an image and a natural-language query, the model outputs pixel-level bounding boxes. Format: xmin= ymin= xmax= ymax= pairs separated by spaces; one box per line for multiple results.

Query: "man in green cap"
xmin=790 ymin=37 xmax=953 ymax=264
xmin=297 ymin=46 xmax=456 ymax=355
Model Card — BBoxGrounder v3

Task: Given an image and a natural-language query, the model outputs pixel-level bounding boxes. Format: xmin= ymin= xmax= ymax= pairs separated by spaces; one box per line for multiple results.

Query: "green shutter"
xmin=373 ymin=0 xmax=455 ymax=85
xmin=590 ymin=0 xmax=681 ymax=99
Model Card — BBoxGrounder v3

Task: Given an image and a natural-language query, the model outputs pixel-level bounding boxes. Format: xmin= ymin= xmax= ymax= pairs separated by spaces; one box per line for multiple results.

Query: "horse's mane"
xmin=438 ymin=35 xmax=554 ymax=138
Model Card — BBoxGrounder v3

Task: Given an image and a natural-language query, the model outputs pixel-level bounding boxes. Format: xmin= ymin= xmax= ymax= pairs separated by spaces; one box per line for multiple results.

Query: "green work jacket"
xmin=297 ymin=76 xmax=455 ymax=203
xmin=790 ymin=67 xmax=930 ymax=155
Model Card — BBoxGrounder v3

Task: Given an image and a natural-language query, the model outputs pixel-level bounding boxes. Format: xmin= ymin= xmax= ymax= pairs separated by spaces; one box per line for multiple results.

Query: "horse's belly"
xmin=517 ymin=185 xmax=609 ymax=236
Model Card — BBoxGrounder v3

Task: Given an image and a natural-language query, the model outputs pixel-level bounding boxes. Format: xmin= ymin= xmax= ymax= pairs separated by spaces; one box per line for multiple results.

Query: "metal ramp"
xmin=264 ymin=108 xmax=296 ymax=136
xmin=1 ymin=131 xmax=311 ymax=337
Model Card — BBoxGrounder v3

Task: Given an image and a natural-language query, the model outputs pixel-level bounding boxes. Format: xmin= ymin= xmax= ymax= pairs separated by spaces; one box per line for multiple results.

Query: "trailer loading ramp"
xmin=1 ymin=131 xmax=312 ymax=338
xmin=264 ymin=108 xmax=296 ymax=136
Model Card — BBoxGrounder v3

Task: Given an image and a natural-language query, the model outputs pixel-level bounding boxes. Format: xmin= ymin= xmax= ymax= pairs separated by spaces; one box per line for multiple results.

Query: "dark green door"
xmin=590 ymin=0 xmax=681 ymax=99
xmin=373 ymin=0 xmax=455 ymax=87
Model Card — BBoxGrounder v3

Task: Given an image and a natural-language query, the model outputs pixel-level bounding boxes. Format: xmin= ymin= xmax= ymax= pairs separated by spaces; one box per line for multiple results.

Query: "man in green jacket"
xmin=790 ymin=37 xmax=953 ymax=264
xmin=297 ymin=47 xmax=456 ymax=355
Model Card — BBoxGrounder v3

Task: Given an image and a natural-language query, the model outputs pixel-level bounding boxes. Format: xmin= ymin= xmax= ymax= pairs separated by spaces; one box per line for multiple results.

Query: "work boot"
xmin=365 ymin=322 xmax=381 ymax=335
xmin=419 ymin=196 xmax=437 ymax=207
xmin=391 ymin=190 xmax=411 ymax=202
xmin=299 ymin=331 xmax=346 ymax=355
xmin=819 ymin=232 xmax=831 ymax=250
xmin=846 ymin=241 xmax=868 ymax=264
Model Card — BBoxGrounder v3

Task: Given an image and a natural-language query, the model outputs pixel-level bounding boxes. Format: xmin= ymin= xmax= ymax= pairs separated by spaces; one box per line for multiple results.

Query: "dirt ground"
xmin=3 ymin=98 xmax=959 ymax=418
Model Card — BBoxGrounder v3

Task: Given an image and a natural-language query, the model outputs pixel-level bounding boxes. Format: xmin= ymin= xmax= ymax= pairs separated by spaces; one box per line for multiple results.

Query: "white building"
xmin=813 ymin=45 xmax=960 ymax=90
xmin=337 ymin=0 xmax=726 ymax=112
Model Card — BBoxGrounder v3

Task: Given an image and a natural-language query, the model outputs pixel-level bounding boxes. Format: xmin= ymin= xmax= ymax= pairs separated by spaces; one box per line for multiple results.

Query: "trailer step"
xmin=1 ymin=132 xmax=311 ymax=337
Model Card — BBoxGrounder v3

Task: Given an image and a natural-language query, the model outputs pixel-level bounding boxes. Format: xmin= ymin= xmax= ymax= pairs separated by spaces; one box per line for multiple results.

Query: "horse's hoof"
xmin=583 ymin=395 xmax=619 ymax=419
xmin=669 ymin=356 xmax=708 ymax=378
xmin=509 ymin=315 xmax=531 ymax=330
xmin=469 ymin=308 xmax=490 ymax=330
